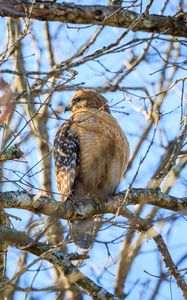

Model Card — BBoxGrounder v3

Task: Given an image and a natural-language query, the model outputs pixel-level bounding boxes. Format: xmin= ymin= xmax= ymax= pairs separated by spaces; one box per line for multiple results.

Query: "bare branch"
xmin=0 ymin=224 xmax=120 ymax=300
xmin=0 ymin=1 xmax=187 ymax=37
xmin=118 ymin=207 xmax=187 ymax=299
xmin=150 ymin=117 xmax=187 ymax=188
xmin=0 ymin=188 xmax=186 ymax=221
xmin=1 ymin=203 xmax=187 ymax=298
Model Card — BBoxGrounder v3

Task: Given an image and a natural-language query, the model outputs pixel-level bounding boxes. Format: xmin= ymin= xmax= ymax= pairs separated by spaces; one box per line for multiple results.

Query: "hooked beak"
xmin=64 ymin=104 xmax=72 ymax=112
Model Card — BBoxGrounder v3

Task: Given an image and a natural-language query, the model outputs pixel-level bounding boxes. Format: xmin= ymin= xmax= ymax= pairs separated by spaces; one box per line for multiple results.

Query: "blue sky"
xmin=1 ymin=0 xmax=187 ymax=299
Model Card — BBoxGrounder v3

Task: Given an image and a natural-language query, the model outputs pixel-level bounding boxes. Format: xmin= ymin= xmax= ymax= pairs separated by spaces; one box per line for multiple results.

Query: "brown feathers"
xmin=54 ymin=89 xmax=129 ymax=248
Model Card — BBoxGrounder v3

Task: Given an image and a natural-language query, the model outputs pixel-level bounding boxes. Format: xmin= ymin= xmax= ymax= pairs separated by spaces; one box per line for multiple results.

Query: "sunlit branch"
xmin=1 ymin=190 xmax=187 ymax=297
xmin=0 ymin=188 xmax=186 ymax=220
xmin=0 ymin=225 xmax=119 ymax=300
xmin=0 ymin=1 xmax=187 ymax=38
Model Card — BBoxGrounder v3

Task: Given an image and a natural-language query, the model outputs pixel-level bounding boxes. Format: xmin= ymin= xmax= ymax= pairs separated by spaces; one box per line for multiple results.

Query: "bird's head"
xmin=64 ymin=89 xmax=111 ymax=114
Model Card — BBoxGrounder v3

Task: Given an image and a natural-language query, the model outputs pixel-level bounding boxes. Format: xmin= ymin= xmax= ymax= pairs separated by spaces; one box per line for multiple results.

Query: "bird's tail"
xmin=69 ymin=218 xmax=100 ymax=250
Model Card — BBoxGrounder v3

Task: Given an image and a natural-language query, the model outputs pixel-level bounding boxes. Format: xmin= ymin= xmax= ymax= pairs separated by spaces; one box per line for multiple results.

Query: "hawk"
xmin=54 ymin=89 xmax=129 ymax=249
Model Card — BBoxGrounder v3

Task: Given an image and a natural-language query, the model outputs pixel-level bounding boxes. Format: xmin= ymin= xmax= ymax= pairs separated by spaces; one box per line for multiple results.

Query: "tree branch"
xmin=0 ymin=1 xmax=187 ymax=38
xmin=117 ymin=207 xmax=187 ymax=299
xmin=0 ymin=188 xmax=186 ymax=221
xmin=0 ymin=225 xmax=119 ymax=300
xmin=0 ymin=189 xmax=187 ymax=299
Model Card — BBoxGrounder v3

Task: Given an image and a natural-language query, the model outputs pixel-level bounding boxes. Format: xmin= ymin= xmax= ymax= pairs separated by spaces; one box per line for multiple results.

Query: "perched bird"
xmin=54 ymin=89 xmax=129 ymax=249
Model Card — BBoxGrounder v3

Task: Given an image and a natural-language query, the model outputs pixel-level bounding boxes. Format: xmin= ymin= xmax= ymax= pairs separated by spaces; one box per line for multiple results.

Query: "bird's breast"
xmin=71 ymin=110 xmax=129 ymax=198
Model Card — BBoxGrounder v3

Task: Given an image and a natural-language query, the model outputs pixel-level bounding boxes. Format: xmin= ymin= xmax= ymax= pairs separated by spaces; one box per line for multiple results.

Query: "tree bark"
xmin=0 ymin=1 xmax=187 ymax=38
xmin=0 ymin=188 xmax=186 ymax=219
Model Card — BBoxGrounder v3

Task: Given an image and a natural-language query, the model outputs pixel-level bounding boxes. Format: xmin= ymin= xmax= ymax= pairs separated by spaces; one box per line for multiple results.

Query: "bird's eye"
xmin=73 ymin=97 xmax=81 ymax=103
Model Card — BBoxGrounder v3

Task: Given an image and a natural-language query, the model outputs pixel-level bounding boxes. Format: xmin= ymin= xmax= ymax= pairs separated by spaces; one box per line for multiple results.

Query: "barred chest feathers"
xmin=70 ymin=110 xmax=129 ymax=199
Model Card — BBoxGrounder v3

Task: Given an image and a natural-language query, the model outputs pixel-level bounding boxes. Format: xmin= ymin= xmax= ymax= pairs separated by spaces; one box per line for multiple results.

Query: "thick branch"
xmin=0 ymin=1 xmax=187 ymax=38
xmin=1 ymin=197 xmax=187 ymax=298
xmin=0 ymin=225 xmax=119 ymax=300
xmin=0 ymin=188 xmax=186 ymax=220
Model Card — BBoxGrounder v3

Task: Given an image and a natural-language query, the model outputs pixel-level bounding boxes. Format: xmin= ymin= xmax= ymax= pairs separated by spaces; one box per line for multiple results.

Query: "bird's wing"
xmin=53 ymin=120 xmax=79 ymax=201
